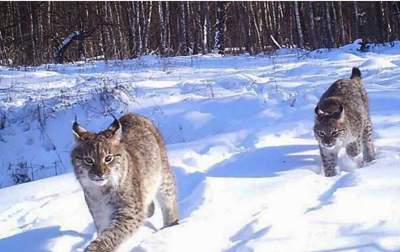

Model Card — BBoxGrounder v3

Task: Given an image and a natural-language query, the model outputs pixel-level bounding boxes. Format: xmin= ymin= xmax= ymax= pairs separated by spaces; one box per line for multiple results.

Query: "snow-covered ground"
xmin=1 ymin=41 xmax=400 ymax=252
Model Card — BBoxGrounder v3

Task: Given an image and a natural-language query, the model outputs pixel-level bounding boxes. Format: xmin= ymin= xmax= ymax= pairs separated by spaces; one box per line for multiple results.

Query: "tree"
xmin=325 ymin=2 xmax=335 ymax=48
xmin=294 ymin=2 xmax=304 ymax=48
xmin=0 ymin=1 xmax=399 ymax=66
xmin=307 ymin=2 xmax=317 ymax=49
xmin=336 ymin=2 xmax=346 ymax=45
xmin=214 ymin=2 xmax=225 ymax=54
xmin=158 ymin=2 xmax=166 ymax=56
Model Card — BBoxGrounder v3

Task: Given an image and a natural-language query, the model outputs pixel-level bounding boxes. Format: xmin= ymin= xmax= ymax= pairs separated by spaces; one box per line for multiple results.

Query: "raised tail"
xmin=350 ymin=67 xmax=369 ymax=108
xmin=350 ymin=67 xmax=361 ymax=80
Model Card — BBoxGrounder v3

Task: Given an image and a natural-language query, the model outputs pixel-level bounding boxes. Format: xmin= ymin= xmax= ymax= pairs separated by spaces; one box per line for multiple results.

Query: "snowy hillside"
xmin=1 ymin=41 xmax=400 ymax=252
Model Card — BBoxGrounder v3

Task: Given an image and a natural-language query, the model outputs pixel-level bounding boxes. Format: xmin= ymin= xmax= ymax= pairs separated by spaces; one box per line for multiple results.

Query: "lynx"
xmin=71 ymin=113 xmax=179 ymax=252
xmin=314 ymin=67 xmax=375 ymax=177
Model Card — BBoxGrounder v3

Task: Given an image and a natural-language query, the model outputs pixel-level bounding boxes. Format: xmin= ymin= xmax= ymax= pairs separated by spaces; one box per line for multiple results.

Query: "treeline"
xmin=1 ymin=1 xmax=400 ymax=66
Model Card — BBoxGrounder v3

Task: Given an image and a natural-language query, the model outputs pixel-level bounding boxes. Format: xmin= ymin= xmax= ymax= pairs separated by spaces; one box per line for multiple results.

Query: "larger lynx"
xmin=71 ymin=113 xmax=178 ymax=252
xmin=314 ymin=68 xmax=375 ymax=177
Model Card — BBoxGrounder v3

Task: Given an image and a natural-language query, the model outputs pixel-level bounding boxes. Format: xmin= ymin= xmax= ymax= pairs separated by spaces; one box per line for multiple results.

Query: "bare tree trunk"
xmin=104 ymin=2 xmax=117 ymax=58
xmin=204 ymin=4 xmax=212 ymax=53
xmin=143 ymin=2 xmax=152 ymax=54
xmin=126 ymin=2 xmax=135 ymax=56
xmin=249 ymin=3 xmax=263 ymax=52
xmin=84 ymin=2 xmax=94 ymax=57
xmin=158 ymin=2 xmax=166 ymax=56
xmin=325 ymin=2 xmax=335 ymax=48
xmin=53 ymin=31 xmax=83 ymax=63
xmin=165 ymin=1 xmax=171 ymax=50
xmin=96 ymin=4 xmax=106 ymax=57
xmin=382 ymin=2 xmax=392 ymax=41
xmin=191 ymin=2 xmax=199 ymax=55
xmin=109 ymin=3 xmax=119 ymax=57
xmin=199 ymin=2 xmax=207 ymax=54
xmin=239 ymin=3 xmax=251 ymax=54
xmin=47 ymin=2 xmax=52 ymax=57
xmin=76 ymin=2 xmax=86 ymax=61
xmin=288 ymin=3 xmax=294 ymax=46
xmin=331 ymin=2 xmax=337 ymax=44
xmin=29 ymin=2 xmax=36 ymax=65
xmin=183 ymin=2 xmax=190 ymax=55
xmin=294 ymin=2 xmax=304 ymax=48
xmin=132 ymin=2 xmax=141 ymax=55
xmin=214 ymin=2 xmax=225 ymax=54
xmin=375 ymin=2 xmax=385 ymax=43
xmin=337 ymin=2 xmax=346 ymax=44
xmin=353 ymin=2 xmax=359 ymax=41
xmin=0 ymin=29 xmax=5 ymax=62
xmin=16 ymin=3 xmax=25 ymax=65
xmin=261 ymin=2 xmax=271 ymax=50
xmin=114 ymin=2 xmax=125 ymax=59
xmin=179 ymin=2 xmax=189 ymax=55
xmin=308 ymin=2 xmax=317 ymax=49
xmin=271 ymin=2 xmax=279 ymax=40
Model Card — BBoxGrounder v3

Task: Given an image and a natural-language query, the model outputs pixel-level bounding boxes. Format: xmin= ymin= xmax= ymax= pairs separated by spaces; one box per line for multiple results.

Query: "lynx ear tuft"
xmin=315 ymin=106 xmax=325 ymax=117
xmin=72 ymin=121 xmax=88 ymax=141
xmin=332 ymin=104 xmax=344 ymax=120
xmin=104 ymin=118 xmax=122 ymax=143
xmin=350 ymin=67 xmax=361 ymax=79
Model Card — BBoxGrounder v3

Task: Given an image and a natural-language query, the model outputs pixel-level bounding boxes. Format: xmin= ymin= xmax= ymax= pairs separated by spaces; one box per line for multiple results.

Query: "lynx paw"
xmin=85 ymin=239 xmax=109 ymax=252
xmin=324 ymin=169 xmax=337 ymax=177
xmin=161 ymin=219 xmax=179 ymax=230
xmin=168 ymin=219 xmax=179 ymax=227
xmin=364 ymin=155 xmax=375 ymax=163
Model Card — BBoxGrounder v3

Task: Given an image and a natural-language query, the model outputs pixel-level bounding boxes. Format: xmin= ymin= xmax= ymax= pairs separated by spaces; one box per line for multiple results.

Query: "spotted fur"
xmin=314 ymin=68 xmax=375 ymax=177
xmin=71 ymin=113 xmax=178 ymax=252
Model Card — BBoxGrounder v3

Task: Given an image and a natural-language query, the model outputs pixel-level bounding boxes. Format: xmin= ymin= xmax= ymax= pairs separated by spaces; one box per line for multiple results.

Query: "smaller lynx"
xmin=71 ymin=113 xmax=178 ymax=252
xmin=314 ymin=68 xmax=375 ymax=177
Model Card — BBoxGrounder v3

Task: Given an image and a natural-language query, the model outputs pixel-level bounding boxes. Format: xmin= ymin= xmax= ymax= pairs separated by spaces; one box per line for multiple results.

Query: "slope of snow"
xmin=1 ymin=42 xmax=400 ymax=252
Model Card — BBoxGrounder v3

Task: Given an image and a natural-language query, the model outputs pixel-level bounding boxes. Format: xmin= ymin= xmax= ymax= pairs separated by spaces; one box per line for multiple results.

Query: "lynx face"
xmin=314 ymin=99 xmax=346 ymax=149
xmin=72 ymin=120 xmax=123 ymax=186
xmin=314 ymin=120 xmax=346 ymax=149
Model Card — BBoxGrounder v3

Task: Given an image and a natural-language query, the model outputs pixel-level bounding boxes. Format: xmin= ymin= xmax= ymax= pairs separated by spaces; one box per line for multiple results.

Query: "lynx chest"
xmin=84 ymin=185 xmax=117 ymax=233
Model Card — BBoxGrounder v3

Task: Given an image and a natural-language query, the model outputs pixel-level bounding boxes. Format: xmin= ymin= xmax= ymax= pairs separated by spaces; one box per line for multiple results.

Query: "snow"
xmin=1 ymin=41 xmax=400 ymax=252
xmin=360 ymin=58 xmax=397 ymax=70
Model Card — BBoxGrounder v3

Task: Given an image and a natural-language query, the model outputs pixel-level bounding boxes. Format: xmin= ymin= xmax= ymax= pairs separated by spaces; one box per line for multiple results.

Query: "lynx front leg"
xmin=319 ymin=146 xmax=338 ymax=177
xmin=85 ymin=205 xmax=144 ymax=252
xmin=157 ymin=171 xmax=179 ymax=227
xmin=362 ymin=119 xmax=376 ymax=163
xmin=346 ymin=141 xmax=362 ymax=167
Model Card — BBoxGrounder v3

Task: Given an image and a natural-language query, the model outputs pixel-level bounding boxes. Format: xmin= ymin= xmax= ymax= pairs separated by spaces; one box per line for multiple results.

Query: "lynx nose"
xmin=96 ymin=174 xmax=106 ymax=180
xmin=322 ymin=141 xmax=335 ymax=149
xmin=89 ymin=169 xmax=108 ymax=181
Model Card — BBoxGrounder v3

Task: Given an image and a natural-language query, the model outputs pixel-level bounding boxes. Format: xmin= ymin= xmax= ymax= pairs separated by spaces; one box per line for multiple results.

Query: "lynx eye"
xmin=104 ymin=154 xmax=114 ymax=164
xmin=318 ymin=131 xmax=325 ymax=137
xmin=331 ymin=130 xmax=339 ymax=137
xmin=84 ymin=157 xmax=94 ymax=166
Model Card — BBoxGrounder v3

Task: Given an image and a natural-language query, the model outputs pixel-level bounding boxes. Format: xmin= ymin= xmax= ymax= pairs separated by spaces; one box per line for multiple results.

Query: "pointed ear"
xmin=332 ymin=104 xmax=344 ymax=120
xmin=104 ymin=119 xmax=122 ymax=143
xmin=314 ymin=105 xmax=325 ymax=120
xmin=72 ymin=121 xmax=88 ymax=141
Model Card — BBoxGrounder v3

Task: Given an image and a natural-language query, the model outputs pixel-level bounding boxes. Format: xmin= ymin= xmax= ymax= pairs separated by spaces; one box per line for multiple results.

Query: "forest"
xmin=0 ymin=1 xmax=399 ymax=66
